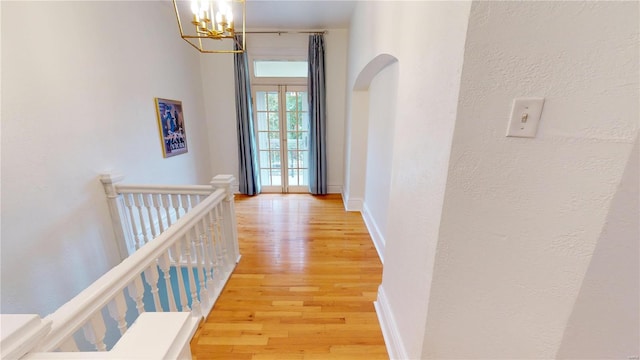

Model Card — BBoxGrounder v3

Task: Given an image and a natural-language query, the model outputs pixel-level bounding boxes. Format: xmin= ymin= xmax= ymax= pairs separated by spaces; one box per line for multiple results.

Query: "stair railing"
xmin=100 ymin=174 xmax=221 ymax=259
xmin=27 ymin=175 xmax=240 ymax=354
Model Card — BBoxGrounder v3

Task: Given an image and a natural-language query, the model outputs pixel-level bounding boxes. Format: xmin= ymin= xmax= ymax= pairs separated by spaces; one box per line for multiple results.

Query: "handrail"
xmin=36 ymin=188 xmax=226 ymax=352
xmin=114 ymin=184 xmax=213 ymax=196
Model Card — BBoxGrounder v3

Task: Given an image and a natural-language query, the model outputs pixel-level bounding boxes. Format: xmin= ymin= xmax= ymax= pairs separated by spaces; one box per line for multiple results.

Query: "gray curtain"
xmin=233 ymin=35 xmax=261 ymax=195
xmin=308 ymin=34 xmax=327 ymax=195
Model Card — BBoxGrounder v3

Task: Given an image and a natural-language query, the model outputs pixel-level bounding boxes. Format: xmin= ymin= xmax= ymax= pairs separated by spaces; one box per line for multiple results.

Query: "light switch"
xmin=506 ymin=98 xmax=545 ymax=138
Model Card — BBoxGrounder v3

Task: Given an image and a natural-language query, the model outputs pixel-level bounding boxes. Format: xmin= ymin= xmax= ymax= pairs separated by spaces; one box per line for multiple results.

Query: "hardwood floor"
xmin=190 ymin=194 xmax=388 ymax=360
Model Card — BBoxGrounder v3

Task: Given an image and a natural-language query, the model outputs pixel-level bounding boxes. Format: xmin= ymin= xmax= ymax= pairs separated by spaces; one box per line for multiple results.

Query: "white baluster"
xmin=143 ymin=194 xmax=158 ymax=239
xmin=158 ymin=252 xmax=178 ymax=312
xmin=59 ymin=337 xmax=79 ymax=352
xmin=82 ymin=312 xmax=107 ymax=351
xmin=182 ymin=234 xmax=201 ymax=317
xmin=133 ymin=194 xmax=151 ymax=246
xmin=127 ymin=277 xmax=146 ymax=315
xmin=189 ymin=194 xmax=200 ymax=209
xmin=172 ymin=242 xmax=190 ymax=312
xmin=210 ymin=208 xmax=224 ymax=291
xmin=123 ymin=193 xmax=142 ymax=250
xmin=143 ymin=264 xmax=163 ymax=312
xmin=215 ymin=204 xmax=232 ymax=273
xmin=193 ymin=225 xmax=210 ymax=312
xmin=107 ymin=292 xmax=128 ymax=335
xmin=153 ymin=194 xmax=166 ymax=233
xmin=200 ymin=216 xmax=216 ymax=292
xmin=171 ymin=194 xmax=181 ymax=220
xmin=181 ymin=194 xmax=190 ymax=214
xmin=162 ymin=194 xmax=173 ymax=227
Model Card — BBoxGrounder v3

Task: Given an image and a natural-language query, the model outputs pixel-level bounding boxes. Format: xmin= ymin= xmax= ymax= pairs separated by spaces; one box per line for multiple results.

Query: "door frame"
xmin=253 ymin=85 xmax=309 ymax=193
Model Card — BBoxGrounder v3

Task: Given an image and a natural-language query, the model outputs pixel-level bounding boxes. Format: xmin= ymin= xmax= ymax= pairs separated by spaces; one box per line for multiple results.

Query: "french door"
xmin=253 ymin=85 xmax=309 ymax=193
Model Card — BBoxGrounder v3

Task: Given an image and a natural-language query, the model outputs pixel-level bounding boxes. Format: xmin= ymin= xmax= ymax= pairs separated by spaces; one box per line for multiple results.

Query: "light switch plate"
xmin=506 ymin=97 xmax=545 ymax=138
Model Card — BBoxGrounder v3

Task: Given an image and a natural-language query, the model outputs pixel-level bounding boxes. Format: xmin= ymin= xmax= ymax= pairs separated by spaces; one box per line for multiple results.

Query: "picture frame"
xmin=154 ymin=97 xmax=188 ymax=158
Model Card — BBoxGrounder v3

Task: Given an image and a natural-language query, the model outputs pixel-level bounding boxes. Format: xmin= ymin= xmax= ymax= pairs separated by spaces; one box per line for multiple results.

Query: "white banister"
xmin=101 ymin=175 xmax=219 ymax=259
xmin=24 ymin=312 xmax=199 ymax=359
xmin=211 ymin=175 xmax=241 ymax=264
xmin=0 ymin=315 xmax=52 ymax=359
xmin=113 ymin=184 xmax=212 ymax=195
xmin=99 ymin=174 xmax=130 ymax=261
xmin=32 ymin=175 xmax=240 ymax=354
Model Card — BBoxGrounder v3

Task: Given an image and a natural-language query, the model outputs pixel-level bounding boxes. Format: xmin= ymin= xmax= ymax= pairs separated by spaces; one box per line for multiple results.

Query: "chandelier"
xmin=172 ymin=0 xmax=245 ymax=53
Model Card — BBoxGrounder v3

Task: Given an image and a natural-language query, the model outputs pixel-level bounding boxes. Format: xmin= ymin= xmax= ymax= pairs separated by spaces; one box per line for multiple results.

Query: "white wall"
xmin=1 ymin=1 xmax=211 ymax=316
xmin=555 ymin=135 xmax=639 ymax=359
xmin=345 ymin=2 xmax=472 ymax=358
xmin=200 ymin=51 xmax=238 ymax=188
xmin=201 ymin=30 xmax=348 ymax=193
xmin=362 ymin=62 xmax=398 ymax=259
xmin=423 ymin=2 xmax=639 ymax=358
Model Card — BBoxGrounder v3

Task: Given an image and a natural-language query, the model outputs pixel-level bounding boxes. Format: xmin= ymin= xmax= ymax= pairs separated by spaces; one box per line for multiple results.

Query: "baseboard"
xmin=362 ymin=203 xmax=385 ymax=263
xmin=343 ymin=196 xmax=363 ymax=212
xmin=374 ymin=285 xmax=408 ymax=360
xmin=328 ymin=185 xmax=343 ymax=194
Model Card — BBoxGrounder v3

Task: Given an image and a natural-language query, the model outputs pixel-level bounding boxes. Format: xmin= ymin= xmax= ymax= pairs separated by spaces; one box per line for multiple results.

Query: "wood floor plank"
xmin=190 ymin=194 xmax=388 ymax=359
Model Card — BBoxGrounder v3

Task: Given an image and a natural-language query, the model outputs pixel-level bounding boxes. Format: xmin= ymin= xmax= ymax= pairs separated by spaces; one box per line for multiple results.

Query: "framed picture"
xmin=154 ymin=98 xmax=188 ymax=158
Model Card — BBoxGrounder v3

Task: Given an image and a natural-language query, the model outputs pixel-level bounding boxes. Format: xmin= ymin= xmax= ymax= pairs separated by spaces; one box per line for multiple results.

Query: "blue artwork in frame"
xmin=155 ymin=98 xmax=188 ymax=158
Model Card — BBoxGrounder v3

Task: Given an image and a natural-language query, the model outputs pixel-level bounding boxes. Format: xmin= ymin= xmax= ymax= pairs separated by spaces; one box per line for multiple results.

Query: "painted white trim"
xmin=328 ymin=185 xmax=343 ymax=194
xmin=343 ymin=196 xmax=363 ymax=212
xmin=374 ymin=285 xmax=408 ymax=360
xmin=110 ymin=312 xmax=199 ymax=360
xmin=1 ymin=315 xmax=51 ymax=360
xmin=362 ymin=203 xmax=385 ymax=263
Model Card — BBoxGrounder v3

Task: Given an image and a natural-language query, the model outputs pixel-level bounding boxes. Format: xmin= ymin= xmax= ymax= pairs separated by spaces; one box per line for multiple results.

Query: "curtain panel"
xmin=308 ymin=34 xmax=327 ymax=195
xmin=233 ymin=35 xmax=261 ymax=195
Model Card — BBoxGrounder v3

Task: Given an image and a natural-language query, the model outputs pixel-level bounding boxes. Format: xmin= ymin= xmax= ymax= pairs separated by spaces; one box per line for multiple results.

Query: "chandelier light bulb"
xmin=190 ymin=0 xmax=199 ymax=21
xmin=200 ymin=1 xmax=209 ymax=16
xmin=172 ymin=0 xmax=244 ymax=53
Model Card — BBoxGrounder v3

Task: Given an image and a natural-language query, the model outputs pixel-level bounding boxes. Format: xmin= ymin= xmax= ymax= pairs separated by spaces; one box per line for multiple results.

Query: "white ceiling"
xmin=245 ymin=1 xmax=357 ymax=30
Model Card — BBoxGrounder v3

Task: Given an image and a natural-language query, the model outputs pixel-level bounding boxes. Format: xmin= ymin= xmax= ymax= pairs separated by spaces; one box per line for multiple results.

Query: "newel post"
xmin=100 ymin=174 xmax=132 ymax=261
xmin=211 ymin=175 xmax=240 ymax=264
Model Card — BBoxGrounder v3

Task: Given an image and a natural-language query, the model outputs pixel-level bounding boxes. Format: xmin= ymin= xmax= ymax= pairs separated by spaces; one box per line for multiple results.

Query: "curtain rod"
xmin=246 ymin=30 xmax=327 ymax=35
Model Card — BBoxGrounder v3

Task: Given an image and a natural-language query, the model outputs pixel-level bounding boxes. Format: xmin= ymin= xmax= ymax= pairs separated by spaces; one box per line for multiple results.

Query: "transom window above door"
xmin=254 ymin=60 xmax=308 ymax=78
xmin=249 ymin=58 xmax=308 ymax=86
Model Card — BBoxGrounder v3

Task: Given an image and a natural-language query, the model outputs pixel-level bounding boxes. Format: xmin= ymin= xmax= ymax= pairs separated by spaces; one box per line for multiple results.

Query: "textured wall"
xmin=1 ymin=1 xmax=211 ymax=315
xmin=423 ymin=2 xmax=639 ymax=358
xmin=346 ymin=2 xmax=472 ymax=357
xmin=555 ymin=135 xmax=639 ymax=358
xmin=363 ymin=61 xmax=398 ymax=253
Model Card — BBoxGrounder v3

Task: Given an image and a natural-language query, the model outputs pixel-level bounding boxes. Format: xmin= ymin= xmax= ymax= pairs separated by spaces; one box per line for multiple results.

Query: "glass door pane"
xmin=254 ymin=85 xmax=309 ymax=193
xmin=284 ymin=87 xmax=309 ymax=192
xmin=254 ymin=87 xmax=282 ymax=192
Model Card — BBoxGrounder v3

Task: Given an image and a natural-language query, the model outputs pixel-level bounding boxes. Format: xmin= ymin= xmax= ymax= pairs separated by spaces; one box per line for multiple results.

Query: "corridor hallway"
xmin=190 ymin=194 xmax=388 ymax=359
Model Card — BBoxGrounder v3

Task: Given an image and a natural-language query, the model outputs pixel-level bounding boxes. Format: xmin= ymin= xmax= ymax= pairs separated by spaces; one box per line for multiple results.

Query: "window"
xmin=253 ymin=60 xmax=308 ymax=78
